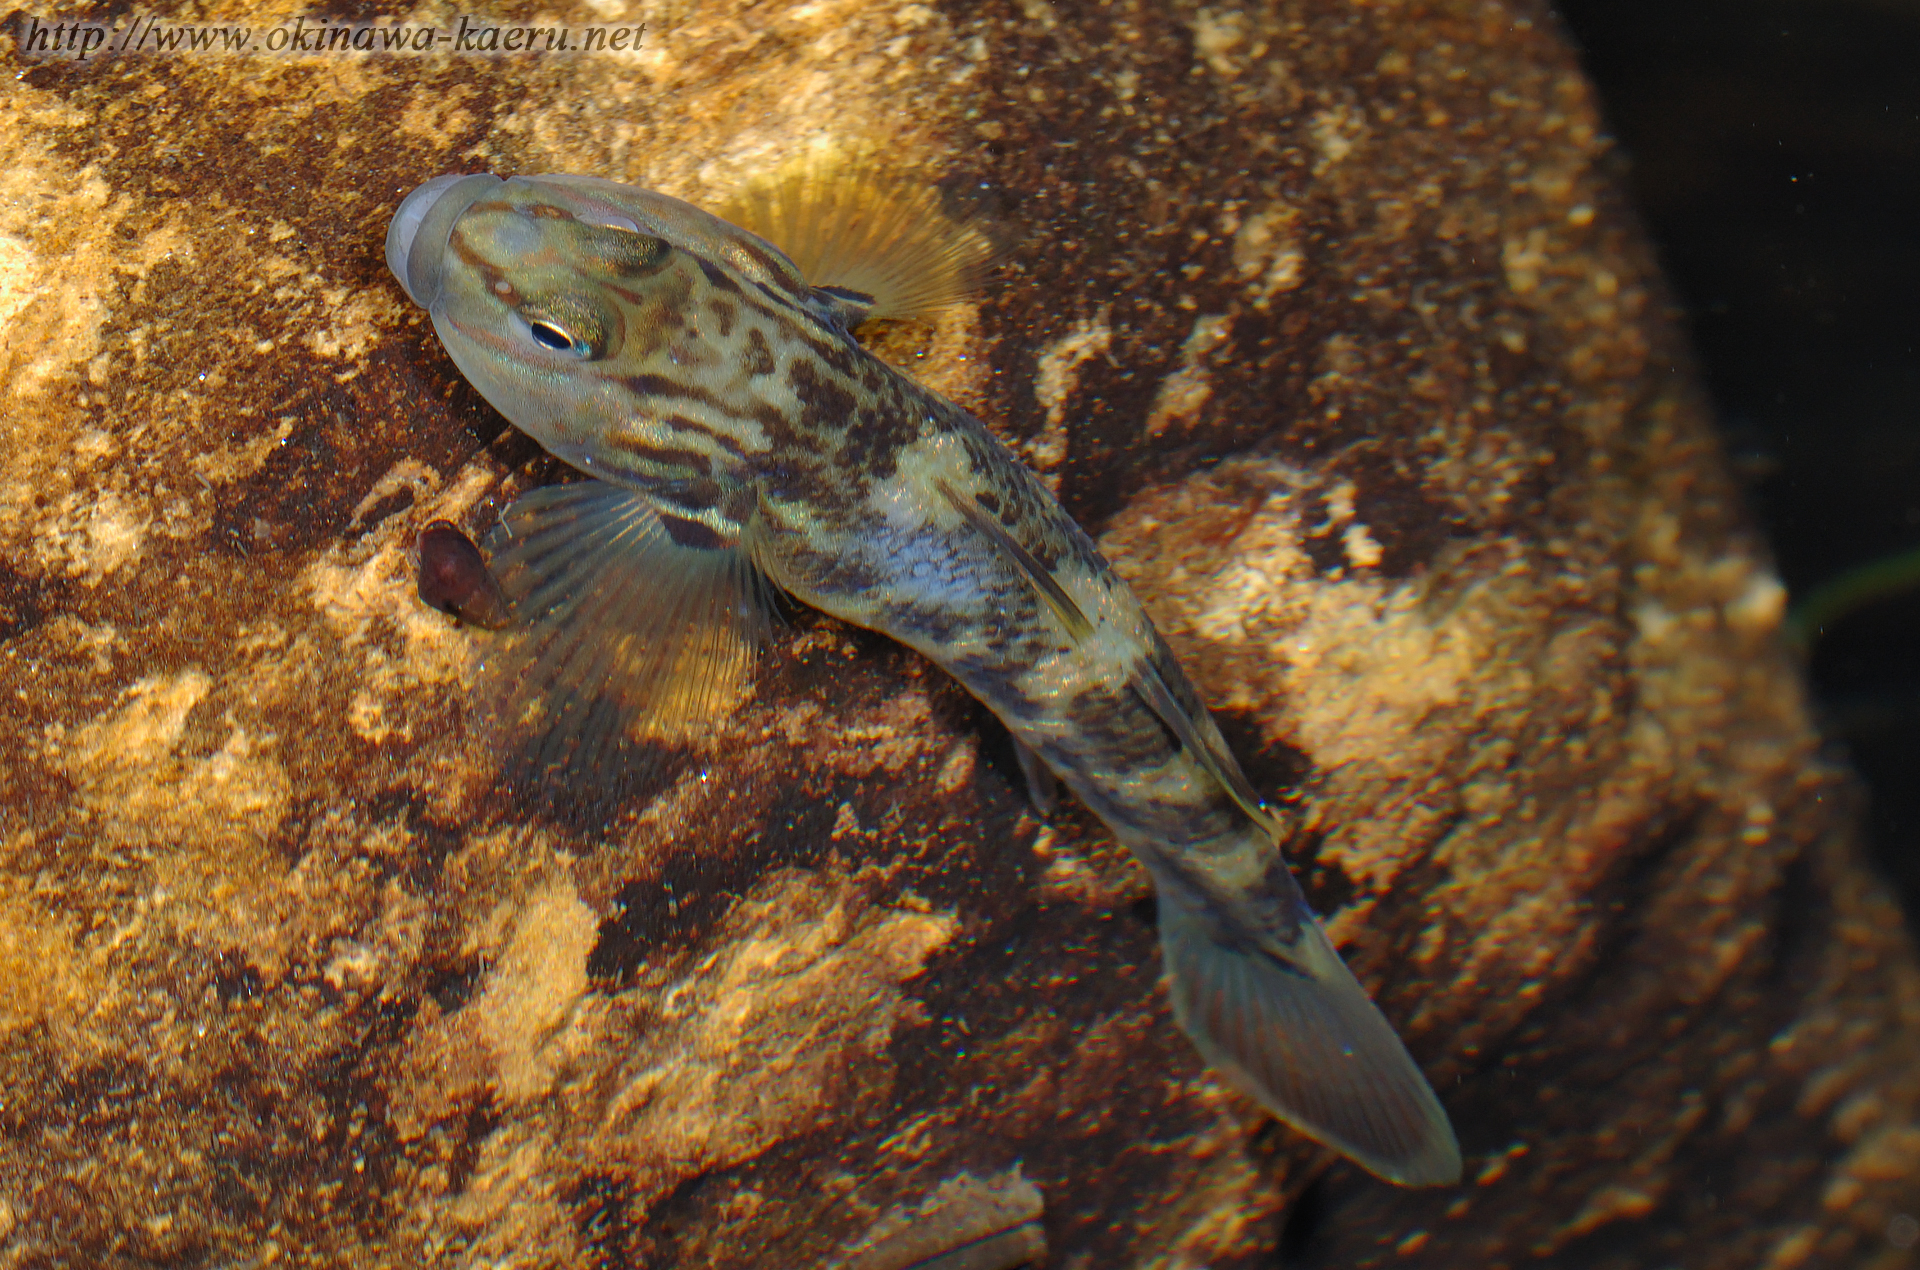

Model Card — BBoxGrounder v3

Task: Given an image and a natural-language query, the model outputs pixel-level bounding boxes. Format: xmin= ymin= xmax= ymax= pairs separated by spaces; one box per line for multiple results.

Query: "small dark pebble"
xmin=415 ymin=519 xmax=514 ymax=629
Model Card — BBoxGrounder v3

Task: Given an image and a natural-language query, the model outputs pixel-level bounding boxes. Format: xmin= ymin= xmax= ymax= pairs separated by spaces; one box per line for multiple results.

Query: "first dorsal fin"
xmin=808 ymin=283 xmax=880 ymax=331
xmin=712 ymin=147 xmax=1001 ymax=325
xmin=477 ymin=480 xmax=777 ymax=785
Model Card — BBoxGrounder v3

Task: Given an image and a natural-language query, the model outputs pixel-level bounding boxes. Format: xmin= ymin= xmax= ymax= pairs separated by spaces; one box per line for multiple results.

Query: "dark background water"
xmin=1551 ymin=0 xmax=1920 ymax=919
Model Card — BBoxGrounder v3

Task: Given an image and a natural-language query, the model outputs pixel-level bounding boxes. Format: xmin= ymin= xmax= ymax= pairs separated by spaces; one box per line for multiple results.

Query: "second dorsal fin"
xmin=936 ymin=477 xmax=1092 ymax=642
xmin=1127 ymin=656 xmax=1284 ymax=842
xmin=936 ymin=478 xmax=1283 ymax=839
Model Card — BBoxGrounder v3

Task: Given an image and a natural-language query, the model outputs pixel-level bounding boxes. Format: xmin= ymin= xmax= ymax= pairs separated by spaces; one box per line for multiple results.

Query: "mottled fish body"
xmin=386 ymin=167 xmax=1460 ymax=1185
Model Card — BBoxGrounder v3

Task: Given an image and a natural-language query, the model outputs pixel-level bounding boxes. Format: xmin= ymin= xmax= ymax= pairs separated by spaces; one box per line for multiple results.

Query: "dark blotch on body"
xmin=625 ymin=374 xmax=791 ymax=440
xmin=577 ymin=224 xmax=669 ymax=276
xmin=602 ymin=433 xmax=714 ymax=476
xmin=732 ymin=236 xmax=800 ymax=288
xmin=657 ymin=513 xmax=729 ymax=551
xmin=742 ymin=327 xmax=776 ymax=376
xmin=880 ymin=598 xmax=970 ymax=645
xmin=788 ymin=359 xmax=858 ymax=431
xmin=830 ymin=371 xmax=926 ymax=481
xmin=623 ymin=372 xmax=714 ymax=404
xmin=944 ymin=653 xmax=1051 ymax=722
xmin=696 ymin=256 xmax=744 ymax=295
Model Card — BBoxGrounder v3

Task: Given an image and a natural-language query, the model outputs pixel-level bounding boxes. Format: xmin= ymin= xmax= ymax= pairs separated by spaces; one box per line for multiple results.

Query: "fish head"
xmin=386 ymin=173 xmax=816 ymax=475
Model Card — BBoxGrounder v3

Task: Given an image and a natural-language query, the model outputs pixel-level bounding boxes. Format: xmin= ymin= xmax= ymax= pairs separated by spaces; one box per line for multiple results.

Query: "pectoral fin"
xmin=1159 ymin=889 xmax=1462 ymax=1187
xmin=478 ymin=480 xmax=776 ymax=780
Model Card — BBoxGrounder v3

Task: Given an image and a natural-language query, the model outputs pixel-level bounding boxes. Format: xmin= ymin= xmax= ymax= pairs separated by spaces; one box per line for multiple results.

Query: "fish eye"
xmin=510 ymin=294 xmax=620 ymax=360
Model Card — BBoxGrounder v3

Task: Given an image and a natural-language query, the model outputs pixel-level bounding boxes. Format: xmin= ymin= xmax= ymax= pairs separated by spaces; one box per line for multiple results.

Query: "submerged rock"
xmin=0 ymin=0 xmax=1914 ymax=1266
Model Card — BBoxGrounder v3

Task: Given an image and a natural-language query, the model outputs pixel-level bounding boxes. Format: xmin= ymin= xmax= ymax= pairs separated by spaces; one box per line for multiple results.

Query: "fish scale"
xmin=386 ymin=166 xmax=1461 ymax=1186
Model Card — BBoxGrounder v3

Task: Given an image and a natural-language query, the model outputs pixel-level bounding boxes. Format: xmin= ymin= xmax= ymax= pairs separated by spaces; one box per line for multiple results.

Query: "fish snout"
xmin=385 ymin=173 xmax=502 ymax=308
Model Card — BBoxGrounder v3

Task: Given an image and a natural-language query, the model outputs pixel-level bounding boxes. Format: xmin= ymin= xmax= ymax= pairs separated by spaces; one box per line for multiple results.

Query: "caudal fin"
xmin=1159 ymin=896 xmax=1462 ymax=1186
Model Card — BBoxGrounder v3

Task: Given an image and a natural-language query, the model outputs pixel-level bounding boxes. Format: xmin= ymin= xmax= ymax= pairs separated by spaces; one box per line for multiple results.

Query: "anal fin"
xmin=478 ymin=480 xmax=776 ymax=784
xmin=1011 ymin=736 xmax=1060 ymax=818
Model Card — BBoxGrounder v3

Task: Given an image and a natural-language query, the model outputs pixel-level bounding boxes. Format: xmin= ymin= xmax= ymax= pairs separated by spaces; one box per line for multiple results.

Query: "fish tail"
xmin=1157 ymin=887 xmax=1462 ymax=1186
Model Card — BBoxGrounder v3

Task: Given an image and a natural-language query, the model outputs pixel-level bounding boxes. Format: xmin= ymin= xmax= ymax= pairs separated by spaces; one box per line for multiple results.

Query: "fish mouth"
xmin=385 ymin=173 xmax=503 ymax=308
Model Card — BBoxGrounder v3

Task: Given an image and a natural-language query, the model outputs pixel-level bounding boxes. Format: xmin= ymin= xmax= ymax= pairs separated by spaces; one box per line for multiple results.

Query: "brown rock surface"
xmin=2 ymin=0 xmax=1916 ymax=1266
